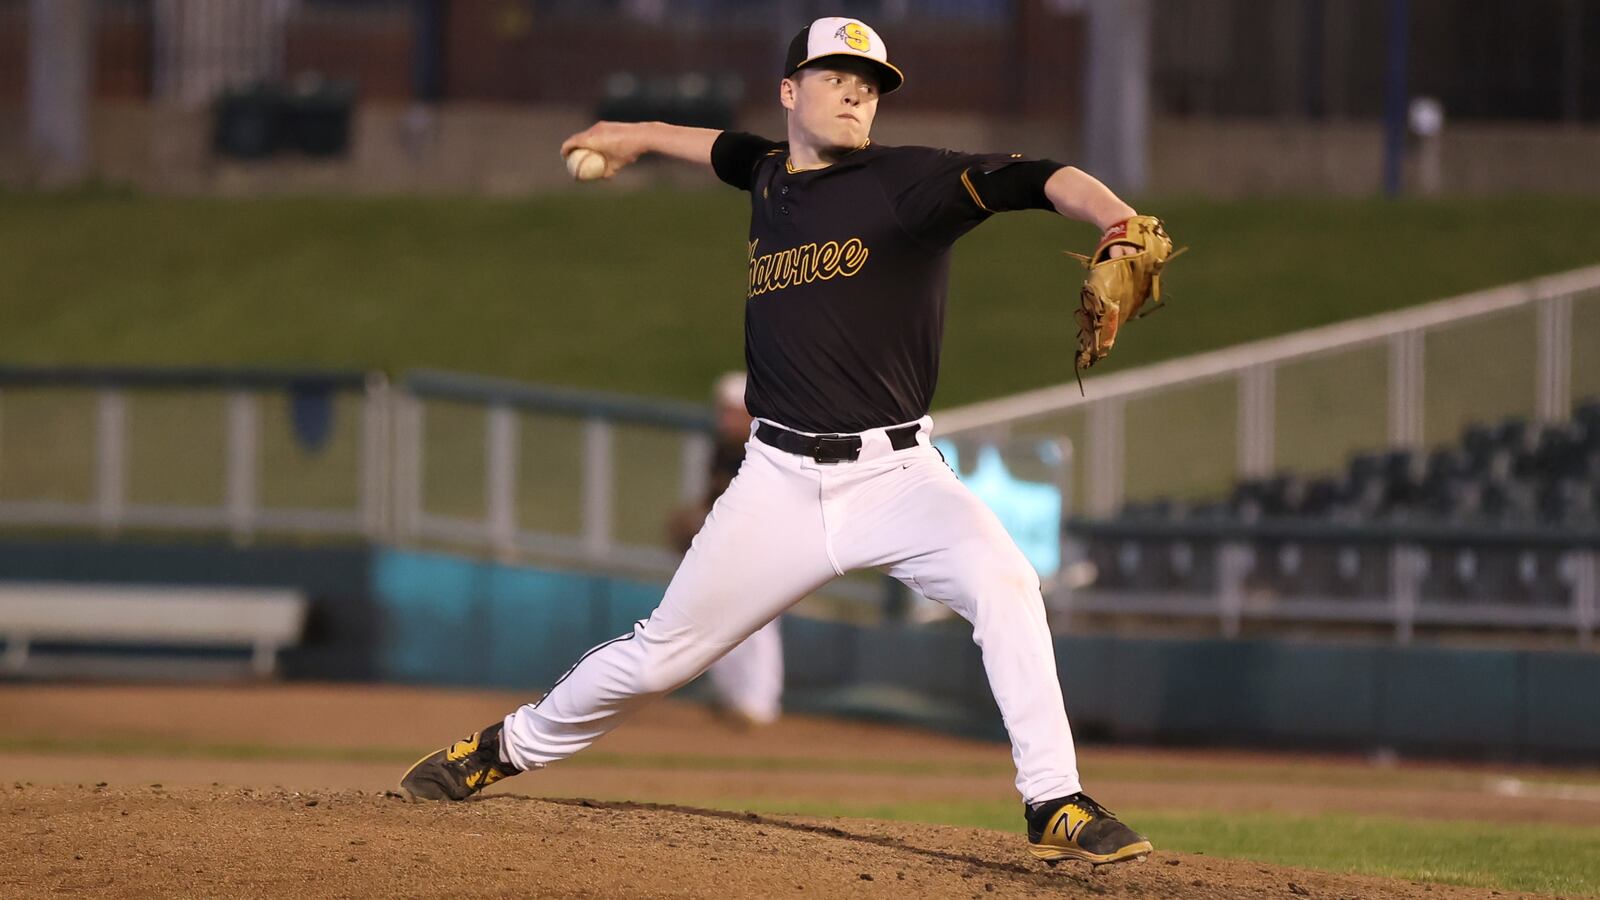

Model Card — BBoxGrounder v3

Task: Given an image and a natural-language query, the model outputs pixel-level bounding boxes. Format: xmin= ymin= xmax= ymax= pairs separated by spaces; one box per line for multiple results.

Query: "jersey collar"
xmin=784 ymin=139 xmax=874 ymax=174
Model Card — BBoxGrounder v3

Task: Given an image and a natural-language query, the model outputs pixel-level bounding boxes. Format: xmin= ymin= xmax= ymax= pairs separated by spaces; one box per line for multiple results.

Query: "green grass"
xmin=715 ymin=797 xmax=1600 ymax=897
xmin=8 ymin=733 xmax=1600 ymax=790
xmin=5 ymin=189 xmax=1600 ymax=408
xmin=5 ymin=189 xmax=1600 ymax=526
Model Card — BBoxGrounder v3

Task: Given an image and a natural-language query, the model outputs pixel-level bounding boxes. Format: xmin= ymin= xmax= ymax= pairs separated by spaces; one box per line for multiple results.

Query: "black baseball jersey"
xmin=711 ymin=132 xmax=1062 ymax=434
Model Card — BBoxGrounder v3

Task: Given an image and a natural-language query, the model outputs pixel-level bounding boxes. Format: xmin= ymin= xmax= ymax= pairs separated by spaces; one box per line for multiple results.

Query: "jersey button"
xmin=779 ymin=205 xmax=789 ymax=215
xmin=780 ymin=185 xmax=790 ymax=195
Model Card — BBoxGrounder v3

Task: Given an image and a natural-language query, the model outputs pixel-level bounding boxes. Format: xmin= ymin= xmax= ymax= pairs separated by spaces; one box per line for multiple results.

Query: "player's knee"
xmin=632 ymin=640 xmax=715 ymax=696
xmin=948 ymin=540 xmax=1041 ymax=606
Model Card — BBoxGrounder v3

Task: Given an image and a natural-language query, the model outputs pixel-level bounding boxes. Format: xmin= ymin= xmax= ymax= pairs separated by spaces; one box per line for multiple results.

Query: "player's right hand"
xmin=559 ymin=122 xmax=648 ymax=178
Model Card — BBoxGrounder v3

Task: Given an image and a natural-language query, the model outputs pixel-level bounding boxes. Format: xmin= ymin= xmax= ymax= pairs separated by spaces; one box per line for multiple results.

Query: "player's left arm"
xmin=964 ymin=160 xmax=1136 ymax=239
xmin=1041 ymin=166 xmax=1137 ymax=235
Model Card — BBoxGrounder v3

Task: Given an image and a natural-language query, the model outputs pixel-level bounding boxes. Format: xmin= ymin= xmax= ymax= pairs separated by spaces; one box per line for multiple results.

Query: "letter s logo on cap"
xmin=835 ymin=22 xmax=870 ymax=52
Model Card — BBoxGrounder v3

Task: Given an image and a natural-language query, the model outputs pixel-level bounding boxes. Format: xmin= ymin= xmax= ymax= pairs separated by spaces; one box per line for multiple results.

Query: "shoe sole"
xmin=1029 ymin=839 xmax=1153 ymax=867
xmin=397 ymin=748 xmax=453 ymax=802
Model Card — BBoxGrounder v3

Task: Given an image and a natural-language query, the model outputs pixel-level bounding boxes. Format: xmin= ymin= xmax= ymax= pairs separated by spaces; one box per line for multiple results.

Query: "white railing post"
xmin=1390 ymin=544 xmax=1423 ymax=645
xmin=1218 ymin=541 xmax=1250 ymax=639
xmin=485 ymin=404 xmax=519 ymax=558
xmin=680 ymin=431 xmax=713 ymax=505
xmin=393 ymin=392 xmax=424 ymax=543
xmin=1049 ymin=437 xmax=1077 ymax=616
xmin=1237 ymin=362 xmax=1276 ymax=479
xmin=1573 ymin=549 xmax=1597 ymax=650
xmin=360 ymin=374 xmax=392 ymax=541
xmin=1536 ymin=293 xmax=1573 ymax=423
xmin=95 ymin=389 xmax=127 ymax=534
xmin=225 ymin=391 xmax=259 ymax=545
xmin=583 ymin=417 xmax=614 ymax=561
xmin=1086 ymin=400 xmax=1125 ymax=515
xmin=1387 ymin=330 xmax=1425 ymax=449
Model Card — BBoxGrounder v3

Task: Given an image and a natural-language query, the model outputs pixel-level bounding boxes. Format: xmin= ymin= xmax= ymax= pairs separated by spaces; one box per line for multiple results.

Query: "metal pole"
xmin=582 ymin=418 xmax=614 ymax=561
xmin=1218 ymin=541 xmax=1249 ymax=639
xmin=1387 ymin=330 xmax=1424 ymax=449
xmin=1381 ymin=0 xmax=1410 ymax=198
xmin=96 ymin=390 xmax=127 ymax=535
xmin=360 ymin=374 xmax=393 ymax=541
xmin=1390 ymin=544 xmax=1419 ymax=645
xmin=394 ymin=392 xmax=424 ymax=543
xmin=26 ymin=0 xmax=94 ymax=185
xmin=225 ymin=391 xmax=259 ymax=545
xmin=485 ymin=405 xmax=519 ymax=558
xmin=1561 ymin=0 xmax=1584 ymax=124
xmin=1536 ymin=295 xmax=1573 ymax=424
xmin=1051 ymin=437 xmax=1076 ymax=621
xmin=411 ymin=0 xmax=445 ymax=102
xmin=1574 ymin=550 xmax=1596 ymax=650
xmin=680 ymin=432 xmax=713 ymax=505
xmin=1237 ymin=363 xmax=1276 ymax=479
xmin=1083 ymin=0 xmax=1152 ymax=192
xmin=1086 ymin=400 xmax=1125 ymax=516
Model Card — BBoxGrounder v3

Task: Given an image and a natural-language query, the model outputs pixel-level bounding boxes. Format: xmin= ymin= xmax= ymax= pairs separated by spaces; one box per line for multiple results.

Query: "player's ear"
xmin=779 ymin=77 xmax=797 ymax=111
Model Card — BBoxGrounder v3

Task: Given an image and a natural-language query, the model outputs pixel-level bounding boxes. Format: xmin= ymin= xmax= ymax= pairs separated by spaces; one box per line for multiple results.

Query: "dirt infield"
xmin=1 ymin=683 xmax=1594 ymax=898
xmin=0 ymin=786 xmax=1548 ymax=899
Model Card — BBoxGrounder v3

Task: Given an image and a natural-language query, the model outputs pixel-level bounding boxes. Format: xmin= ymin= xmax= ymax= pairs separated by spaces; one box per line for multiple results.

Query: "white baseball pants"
xmin=501 ymin=416 xmax=1083 ymax=803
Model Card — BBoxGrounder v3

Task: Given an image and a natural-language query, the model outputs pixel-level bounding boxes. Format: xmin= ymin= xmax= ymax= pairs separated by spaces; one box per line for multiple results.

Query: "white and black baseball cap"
xmin=783 ymin=17 xmax=904 ymax=94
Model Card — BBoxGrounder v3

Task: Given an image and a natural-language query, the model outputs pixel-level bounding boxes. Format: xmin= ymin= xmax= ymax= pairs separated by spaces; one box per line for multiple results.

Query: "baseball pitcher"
xmin=402 ymin=17 xmax=1176 ymax=868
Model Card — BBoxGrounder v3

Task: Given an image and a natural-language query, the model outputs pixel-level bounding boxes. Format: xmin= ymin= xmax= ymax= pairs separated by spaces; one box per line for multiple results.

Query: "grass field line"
xmin=5 ymin=733 xmax=1599 ymax=793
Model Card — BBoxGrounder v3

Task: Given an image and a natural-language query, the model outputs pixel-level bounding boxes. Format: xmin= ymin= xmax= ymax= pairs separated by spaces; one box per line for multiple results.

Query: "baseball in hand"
xmin=565 ymin=147 xmax=608 ymax=182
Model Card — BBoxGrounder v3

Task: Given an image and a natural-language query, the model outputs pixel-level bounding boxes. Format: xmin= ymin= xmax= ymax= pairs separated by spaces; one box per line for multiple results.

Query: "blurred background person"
xmin=667 ymin=370 xmax=783 ymax=729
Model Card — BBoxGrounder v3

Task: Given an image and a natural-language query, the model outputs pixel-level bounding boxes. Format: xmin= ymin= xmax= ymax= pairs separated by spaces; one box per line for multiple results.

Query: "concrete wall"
xmin=1151 ymin=118 xmax=1600 ymax=197
xmin=5 ymin=100 xmax=1600 ymax=197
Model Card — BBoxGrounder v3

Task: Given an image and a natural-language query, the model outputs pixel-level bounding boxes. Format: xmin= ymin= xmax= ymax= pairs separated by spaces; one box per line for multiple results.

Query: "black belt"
xmin=755 ymin=422 xmax=921 ymax=464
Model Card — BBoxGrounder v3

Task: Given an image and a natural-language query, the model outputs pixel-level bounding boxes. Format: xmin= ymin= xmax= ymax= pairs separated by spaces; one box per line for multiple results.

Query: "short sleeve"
xmin=711 ymin=131 xmax=783 ymax=191
xmin=875 ymin=147 xmax=1062 ymax=248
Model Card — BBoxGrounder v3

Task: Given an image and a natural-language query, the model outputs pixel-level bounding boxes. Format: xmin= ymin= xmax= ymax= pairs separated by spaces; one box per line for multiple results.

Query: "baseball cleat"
xmin=399 ymin=721 xmax=520 ymax=801
xmin=1025 ymin=792 xmax=1153 ymax=867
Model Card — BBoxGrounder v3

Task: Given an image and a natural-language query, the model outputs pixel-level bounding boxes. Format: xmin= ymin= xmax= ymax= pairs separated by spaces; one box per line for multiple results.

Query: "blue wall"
xmin=370 ymin=548 xmax=662 ymax=689
xmin=5 ymin=540 xmax=1597 ymax=759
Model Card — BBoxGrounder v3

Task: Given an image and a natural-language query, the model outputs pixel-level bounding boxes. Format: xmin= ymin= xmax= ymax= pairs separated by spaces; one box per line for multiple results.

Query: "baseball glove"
xmin=1068 ymin=215 xmax=1183 ymax=384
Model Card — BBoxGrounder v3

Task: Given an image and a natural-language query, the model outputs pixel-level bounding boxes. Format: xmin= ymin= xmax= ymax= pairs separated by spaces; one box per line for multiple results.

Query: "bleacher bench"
xmin=0 ymin=583 xmax=307 ymax=680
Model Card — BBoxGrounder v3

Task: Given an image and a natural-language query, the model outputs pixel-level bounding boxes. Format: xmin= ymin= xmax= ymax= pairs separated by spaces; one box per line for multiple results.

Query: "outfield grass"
xmin=723 ymin=798 xmax=1600 ymax=897
xmin=14 ymin=733 xmax=1600 ymax=792
xmin=5 ymin=190 xmax=1600 ymax=531
xmin=4 ymin=189 xmax=1600 ymax=408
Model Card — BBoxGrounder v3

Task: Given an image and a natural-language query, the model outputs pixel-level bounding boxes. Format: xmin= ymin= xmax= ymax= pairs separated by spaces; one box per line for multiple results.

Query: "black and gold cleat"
xmin=399 ymin=722 xmax=520 ymax=801
xmin=1026 ymin=792 xmax=1153 ymax=867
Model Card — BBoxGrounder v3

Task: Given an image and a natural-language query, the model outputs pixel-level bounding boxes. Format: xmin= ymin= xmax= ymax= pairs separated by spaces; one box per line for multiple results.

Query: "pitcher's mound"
xmin=3 ymin=785 xmax=1523 ymax=899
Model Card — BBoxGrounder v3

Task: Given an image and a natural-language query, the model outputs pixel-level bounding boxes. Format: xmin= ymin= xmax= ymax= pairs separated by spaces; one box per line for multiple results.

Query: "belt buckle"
xmin=813 ymin=435 xmax=862 ymax=464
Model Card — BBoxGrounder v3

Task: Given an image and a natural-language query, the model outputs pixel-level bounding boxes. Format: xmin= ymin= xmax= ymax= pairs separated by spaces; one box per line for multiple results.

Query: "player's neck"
xmin=786 ymin=133 xmax=866 ymax=172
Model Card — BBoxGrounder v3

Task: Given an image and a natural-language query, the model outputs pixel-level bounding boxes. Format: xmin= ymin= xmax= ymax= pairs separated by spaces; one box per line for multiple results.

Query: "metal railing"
xmin=0 ymin=365 xmax=720 ymax=577
xmin=936 ymin=264 xmax=1600 ymax=644
xmin=392 ymin=369 xmax=713 ymax=576
xmin=0 ymin=367 xmax=383 ymax=542
xmin=938 ymin=264 xmax=1600 ymax=515
xmin=1065 ymin=519 xmax=1599 ymax=647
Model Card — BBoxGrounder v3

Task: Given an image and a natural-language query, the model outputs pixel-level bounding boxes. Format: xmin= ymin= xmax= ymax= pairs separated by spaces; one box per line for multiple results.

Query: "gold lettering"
xmin=839 ymin=238 xmax=869 ymax=277
xmin=795 ymin=243 xmax=820 ymax=284
xmin=816 ymin=241 xmax=842 ymax=281
xmin=745 ymin=236 xmax=872 ymax=298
